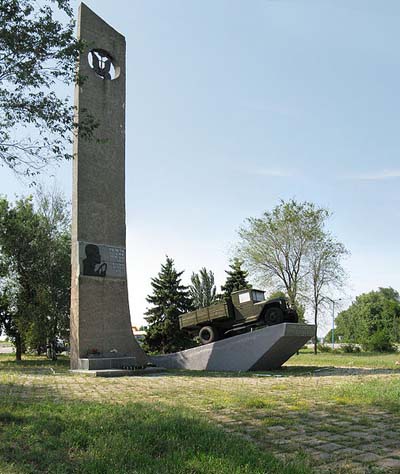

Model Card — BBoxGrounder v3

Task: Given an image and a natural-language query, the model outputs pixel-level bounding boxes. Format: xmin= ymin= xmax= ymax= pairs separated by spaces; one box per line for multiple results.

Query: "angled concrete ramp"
xmin=151 ymin=323 xmax=315 ymax=372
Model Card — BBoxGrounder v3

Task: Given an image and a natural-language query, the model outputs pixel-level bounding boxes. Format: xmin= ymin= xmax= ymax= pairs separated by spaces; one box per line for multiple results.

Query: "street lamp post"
xmin=325 ymin=297 xmax=342 ymax=349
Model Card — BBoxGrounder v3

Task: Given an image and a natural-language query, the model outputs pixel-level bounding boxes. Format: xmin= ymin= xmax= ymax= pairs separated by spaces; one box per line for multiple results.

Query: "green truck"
xmin=179 ymin=288 xmax=299 ymax=344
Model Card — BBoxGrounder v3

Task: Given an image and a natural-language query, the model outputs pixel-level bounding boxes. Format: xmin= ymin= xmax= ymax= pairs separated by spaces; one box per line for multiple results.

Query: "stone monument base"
xmin=76 ymin=356 xmax=143 ymax=371
xmin=71 ymin=366 xmax=165 ymax=378
xmin=151 ymin=323 xmax=315 ymax=372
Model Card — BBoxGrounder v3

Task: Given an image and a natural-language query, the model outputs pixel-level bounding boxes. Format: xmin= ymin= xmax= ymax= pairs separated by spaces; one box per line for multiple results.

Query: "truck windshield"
xmin=252 ymin=291 xmax=265 ymax=302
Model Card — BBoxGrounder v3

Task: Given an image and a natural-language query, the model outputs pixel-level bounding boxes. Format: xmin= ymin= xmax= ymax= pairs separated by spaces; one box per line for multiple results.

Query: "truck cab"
xmin=231 ymin=289 xmax=267 ymax=321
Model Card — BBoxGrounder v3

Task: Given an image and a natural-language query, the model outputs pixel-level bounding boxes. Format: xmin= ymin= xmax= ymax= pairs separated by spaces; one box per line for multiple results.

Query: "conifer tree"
xmin=221 ymin=258 xmax=251 ymax=298
xmin=190 ymin=268 xmax=217 ymax=309
xmin=143 ymin=257 xmax=194 ymax=354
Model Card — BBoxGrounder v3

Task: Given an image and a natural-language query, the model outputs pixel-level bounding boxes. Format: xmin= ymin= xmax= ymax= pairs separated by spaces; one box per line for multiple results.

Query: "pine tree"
xmin=143 ymin=257 xmax=194 ymax=354
xmin=190 ymin=268 xmax=217 ymax=309
xmin=221 ymin=258 xmax=251 ymax=298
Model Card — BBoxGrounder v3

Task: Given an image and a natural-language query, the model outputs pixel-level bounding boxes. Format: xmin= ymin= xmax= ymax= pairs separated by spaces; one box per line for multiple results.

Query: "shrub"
xmin=341 ymin=343 xmax=361 ymax=353
xmin=317 ymin=344 xmax=332 ymax=353
xmin=361 ymin=331 xmax=397 ymax=353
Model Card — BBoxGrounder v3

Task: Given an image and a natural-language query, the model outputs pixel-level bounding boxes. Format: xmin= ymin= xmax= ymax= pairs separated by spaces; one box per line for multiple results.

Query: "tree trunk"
xmin=46 ymin=339 xmax=57 ymax=360
xmin=313 ymin=307 xmax=318 ymax=355
xmin=51 ymin=340 xmax=57 ymax=361
xmin=15 ymin=333 xmax=22 ymax=361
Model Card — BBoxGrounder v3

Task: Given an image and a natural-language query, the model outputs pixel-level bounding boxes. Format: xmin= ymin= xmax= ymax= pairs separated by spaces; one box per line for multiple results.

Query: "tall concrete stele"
xmin=70 ymin=3 xmax=148 ymax=371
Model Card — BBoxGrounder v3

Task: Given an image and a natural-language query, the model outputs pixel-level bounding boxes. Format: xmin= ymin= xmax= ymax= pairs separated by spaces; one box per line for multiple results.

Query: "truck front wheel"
xmin=263 ymin=307 xmax=284 ymax=326
xmin=199 ymin=326 xmax=218 ymax=345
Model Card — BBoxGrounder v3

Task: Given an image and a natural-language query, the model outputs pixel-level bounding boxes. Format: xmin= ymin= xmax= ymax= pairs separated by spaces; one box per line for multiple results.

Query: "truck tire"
xmin=263 ymin=307 xmax=284 ymax=326
xmin=199 ymin=326 xmax=218 ymax=345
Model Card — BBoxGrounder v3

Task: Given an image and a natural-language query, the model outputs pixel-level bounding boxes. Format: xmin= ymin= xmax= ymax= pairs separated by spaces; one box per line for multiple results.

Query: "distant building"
xmin=132 ymin=326 xmax=146 ymax=345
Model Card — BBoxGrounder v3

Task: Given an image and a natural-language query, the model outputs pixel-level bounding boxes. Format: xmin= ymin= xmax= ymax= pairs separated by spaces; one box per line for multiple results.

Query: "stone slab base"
xmin=151 ymin=323 xmax=315 ymax=372
xmin=77 ymin=356 xmax=144 ymax=371
xmin=71 ymin=367 xmax=166 ymax=377
xmin=70 ymin=277 xmax=149 ymax=370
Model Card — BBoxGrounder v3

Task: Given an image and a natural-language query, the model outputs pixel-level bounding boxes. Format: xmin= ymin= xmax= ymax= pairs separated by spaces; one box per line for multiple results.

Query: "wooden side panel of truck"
xmin=179 ymin=302 xmax=230 ymax=329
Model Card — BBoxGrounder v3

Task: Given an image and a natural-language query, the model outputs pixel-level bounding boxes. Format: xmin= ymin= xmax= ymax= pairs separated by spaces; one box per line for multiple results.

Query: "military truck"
xmin=179 ymin=288 xmax=298 ymax=345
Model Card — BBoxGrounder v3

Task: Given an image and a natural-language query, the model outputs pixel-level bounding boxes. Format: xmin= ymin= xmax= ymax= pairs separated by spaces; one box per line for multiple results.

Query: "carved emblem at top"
xmin=88 ymin=49 xmax=115 ymax=80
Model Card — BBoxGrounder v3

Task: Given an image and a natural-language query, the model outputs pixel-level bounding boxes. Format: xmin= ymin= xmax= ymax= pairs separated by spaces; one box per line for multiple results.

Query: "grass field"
xmin=1 ymin=352 xmax=400 ymax=473
xmin=286 ymin=348 xmax=400 ymax=370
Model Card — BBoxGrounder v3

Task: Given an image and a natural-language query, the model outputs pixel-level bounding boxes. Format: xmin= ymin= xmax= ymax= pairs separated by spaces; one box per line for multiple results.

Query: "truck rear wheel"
xmin=199 ymin=326 xmax=218 ymax=345
xmin=263 ymin=307 xmax=284 ymax=326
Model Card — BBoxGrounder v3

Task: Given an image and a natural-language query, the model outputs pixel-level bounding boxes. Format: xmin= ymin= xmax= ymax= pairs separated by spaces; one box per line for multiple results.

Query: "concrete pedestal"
xmin=151 ymin=323 xmax=315 ymax=372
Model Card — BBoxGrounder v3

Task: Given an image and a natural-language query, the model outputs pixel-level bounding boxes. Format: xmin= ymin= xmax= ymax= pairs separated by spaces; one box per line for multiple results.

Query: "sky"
xmin=2 ymin=0 xmax=400 ymax=335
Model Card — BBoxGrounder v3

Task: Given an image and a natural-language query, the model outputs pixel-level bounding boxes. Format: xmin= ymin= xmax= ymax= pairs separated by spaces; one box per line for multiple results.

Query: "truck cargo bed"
xmin=179 ymin=302 xmax=230 ymax=329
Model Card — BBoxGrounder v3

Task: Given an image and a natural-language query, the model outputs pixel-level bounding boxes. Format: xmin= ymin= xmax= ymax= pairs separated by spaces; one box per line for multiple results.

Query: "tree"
xmin=32 ymin=187 xmax=71 ymax=359
xmin=308 ymin=235 xmax=348 ymax=353
xmin=144 ymin=257 xmax=194 ymax=354
xmin=237 ymin=199 xmax=331 ymax=318
xmin=0 ymin=0 xmax=95 ymax=177
xmin=221 ymin=258 xmax=251 ymax=298
xmin=0 ymin=192 xmax=71 ymax=360
xmin=335 ymin=288 xmax=400 ymax=351
xmin=190 ymin=267 xmax=217 ymax=309
xmin=267 ymin=290 xmax=306 ymax=322
xmin=0 ymin=197 xmax=45 ymax=359
xmin=0 ymin=283 xmax=24 ymax=360
xmin=268 ymin=290 xmax=287 ymax=299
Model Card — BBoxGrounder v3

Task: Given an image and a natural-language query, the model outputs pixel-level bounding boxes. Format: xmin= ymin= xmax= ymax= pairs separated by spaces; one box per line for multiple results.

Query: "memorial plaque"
xmin=78 ymin=241 xmax=127 ymax=279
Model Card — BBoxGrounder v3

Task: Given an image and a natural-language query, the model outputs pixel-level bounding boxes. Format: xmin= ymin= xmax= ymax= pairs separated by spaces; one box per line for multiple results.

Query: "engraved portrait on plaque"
xmin=78 ymin=241 xmax=127 ymax=279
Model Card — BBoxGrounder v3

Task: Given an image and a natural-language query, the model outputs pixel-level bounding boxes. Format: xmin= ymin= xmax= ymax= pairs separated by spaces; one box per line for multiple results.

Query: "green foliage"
xmin=341 ymin=343 xmax=361 ymax=353
xmin=308 ymin=235 xmax=348 ymax=354
xmin=268 ymin=290 xmax=287 ymax=299
xmin=237 ymin=199 xmax=348 ymax=348
xmin=0 ymin=191 xmax=71 ymax=360
xmin=324 ymin=329 xmax=340 ymax=344
xmin=0 ymin=0 xmax=96 ymax=177
xmin=144 ymin=257 xmax=195 ymax=354
xmin=221 ymin=258 xmax=251 ymax=298
xmin=324 ymin=329 xmax=341 ymax=344
xmin=317 ymin=343 xmax=333 ymax=353
xmin=361 ymin=330 xmax=397 ymax=353
xmin=335 ymin=288 xmax=400 ymax=351
xmin=190 ymin=267 xmax=217 ymax=308
xmin=237 ymin=199 xmax=330 ymax=307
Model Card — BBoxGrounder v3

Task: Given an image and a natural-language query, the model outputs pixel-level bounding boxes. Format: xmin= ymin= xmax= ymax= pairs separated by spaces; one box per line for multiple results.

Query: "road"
xmin=0 ymin=345 xmax=14 ymax=354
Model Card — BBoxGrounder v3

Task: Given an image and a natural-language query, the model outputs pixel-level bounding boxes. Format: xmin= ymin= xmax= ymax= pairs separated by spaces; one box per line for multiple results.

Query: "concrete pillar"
xmin=70 ymin=3 xmax=148 ymax=370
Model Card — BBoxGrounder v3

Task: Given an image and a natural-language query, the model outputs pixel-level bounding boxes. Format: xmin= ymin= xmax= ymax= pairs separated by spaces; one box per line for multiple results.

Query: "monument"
xmin=70 ymin=4 xmax=315 ymax=374
xmin=70 ymin=3 xmax=148 ymax=371
xmin=151 ymin=323 xmax=314 ymax=371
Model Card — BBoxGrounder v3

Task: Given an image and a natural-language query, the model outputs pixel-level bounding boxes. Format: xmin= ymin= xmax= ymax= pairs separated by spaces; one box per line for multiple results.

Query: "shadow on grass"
xmin=2 ymin=354 xmax=398 ymax=379
xmin=0 ymin=355 xmax=70 ymax=375
xmin=163 ymin=365 xmax=400 ymax=379
xmin=0 ymin=398 xmax=312 ymax=474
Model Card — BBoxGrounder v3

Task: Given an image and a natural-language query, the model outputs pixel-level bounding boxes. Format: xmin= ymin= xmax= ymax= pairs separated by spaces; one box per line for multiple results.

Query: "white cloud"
xmin=351 ymin=169 xmax=400 ymax=181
